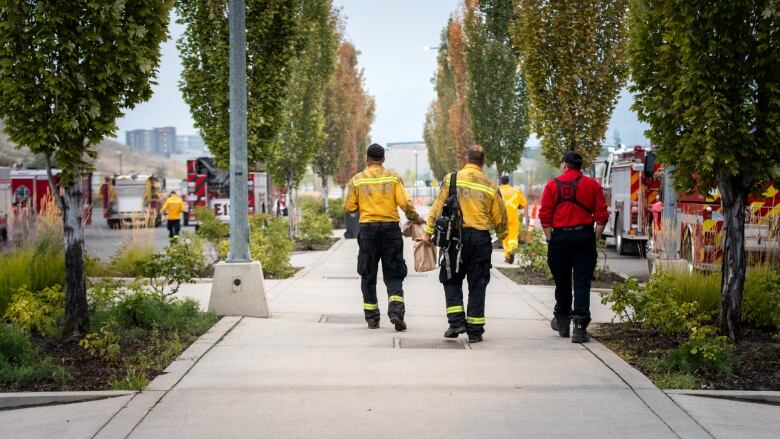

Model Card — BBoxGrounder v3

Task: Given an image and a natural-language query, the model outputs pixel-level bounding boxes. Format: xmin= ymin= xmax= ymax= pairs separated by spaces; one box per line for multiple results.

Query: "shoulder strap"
xmin=448 ymin=171 xmax=457 ymax=198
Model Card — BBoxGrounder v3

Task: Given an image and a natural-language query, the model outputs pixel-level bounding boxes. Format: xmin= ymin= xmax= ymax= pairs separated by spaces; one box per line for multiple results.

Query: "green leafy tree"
xmin=511 ymin=0 xmax=629 ymax=166
xmin=627 ymin=0 xmax=780 ymax=341
xmin=465 ymin=0 xmax=530 ymax=178
xmin=266 ymin=0 xmax=338 ymax=231
xmin=0 ymin=0 xmax=173 ymax=336
xmin=176 ymin=0 xmax=301 ymax=166
xmin=423 ymin=102 xmax=447 ymax=181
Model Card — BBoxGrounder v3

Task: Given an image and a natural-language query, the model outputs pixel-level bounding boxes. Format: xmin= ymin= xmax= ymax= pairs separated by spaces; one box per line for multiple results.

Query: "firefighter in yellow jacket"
xmin=499 ymin=175 xmax=527 ymax=264
xmin=161 ymin=191 xmax=185 ymax=241
xmin=344 ymin=144 xmax=422 ymax=331
xmin=422 ymin=145 xmax=507 ymax=343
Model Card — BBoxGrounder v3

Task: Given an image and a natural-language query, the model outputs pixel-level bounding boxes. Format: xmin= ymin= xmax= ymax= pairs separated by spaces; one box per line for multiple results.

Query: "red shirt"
xmin=539 ymin=169 xmax=609 ymax=228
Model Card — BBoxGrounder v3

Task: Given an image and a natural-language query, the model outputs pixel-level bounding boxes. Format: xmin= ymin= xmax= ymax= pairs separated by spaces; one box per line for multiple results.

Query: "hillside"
xmin=0 ymin=126 xmax=185 ymax=179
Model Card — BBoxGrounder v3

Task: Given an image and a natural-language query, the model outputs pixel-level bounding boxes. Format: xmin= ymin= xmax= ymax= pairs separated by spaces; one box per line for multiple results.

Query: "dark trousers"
xmin=357 ymin=222 xmax=407 ymax=321
xmin=167 ymin=219 xmax=181 ymax=238
xmin=547 ymin=227 xmax=597 ymax=321
xmin=440 ymin=229 xmax=492 ymax=335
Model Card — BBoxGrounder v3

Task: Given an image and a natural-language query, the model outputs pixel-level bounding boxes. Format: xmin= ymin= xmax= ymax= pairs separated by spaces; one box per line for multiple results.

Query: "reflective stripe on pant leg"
xmin=364 ymin=303 xmax=379 ymax=311
xmin=447 ymin=305 xmax=464 ymax=314
xmin=466 ymin=316 xmax=485 ymax=325
xmin=389 ymin=295 xmax=404 ymax=302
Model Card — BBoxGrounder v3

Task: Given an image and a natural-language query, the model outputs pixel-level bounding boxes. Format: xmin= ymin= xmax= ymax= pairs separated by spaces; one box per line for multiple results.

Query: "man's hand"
xmin=542 ymin=227 xmax=552 ymax=242
xmin=595 ymin=223 xmax=606 ymax=243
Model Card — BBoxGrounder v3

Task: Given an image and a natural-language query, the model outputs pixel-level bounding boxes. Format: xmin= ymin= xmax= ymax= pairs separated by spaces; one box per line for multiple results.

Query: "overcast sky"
xmin=116 ymin=0 xmax=649 ymax=148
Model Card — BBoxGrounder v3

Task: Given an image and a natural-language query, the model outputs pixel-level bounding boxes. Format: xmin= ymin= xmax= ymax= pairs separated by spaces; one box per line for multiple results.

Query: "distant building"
xmin=125 ymin=129 xmax=155 ymax=152
xmin=384 ymin=141 xmax=431 ymax=182
xmin=125 ymin=127 xmax=178 ymax=157
xmin=153 ymin=127 xmax=176 ymax=156
xmin=176 ymin=135 xmax=208 ymax=156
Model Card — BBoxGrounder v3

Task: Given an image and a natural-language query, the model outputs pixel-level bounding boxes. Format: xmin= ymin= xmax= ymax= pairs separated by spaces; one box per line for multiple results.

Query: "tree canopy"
xmin=464 ymin=0 xmax=530 ymax=177
xmin=176 ymin=0 xmax=301 ymax=166
xmin=511 ymin=0 xmax=629 ymax=166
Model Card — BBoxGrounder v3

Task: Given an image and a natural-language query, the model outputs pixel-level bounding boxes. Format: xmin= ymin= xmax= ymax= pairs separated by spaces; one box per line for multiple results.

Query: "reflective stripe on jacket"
xmin=344 ymin=165 xmax=419 ymax=223
xmin=425 ymin=164 xmax=508 ymax=239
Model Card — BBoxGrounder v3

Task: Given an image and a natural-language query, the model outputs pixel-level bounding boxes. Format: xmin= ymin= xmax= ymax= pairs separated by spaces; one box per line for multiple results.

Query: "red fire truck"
xmin=9 ymin=168 xmax=92 ymax=222
xmin=0 ymin=167 xmax=10 ymax=242
xmin=185 ymin=157 xmax=268 ymax=226
xmin=596 ymin=145 xmax=779 ymax=269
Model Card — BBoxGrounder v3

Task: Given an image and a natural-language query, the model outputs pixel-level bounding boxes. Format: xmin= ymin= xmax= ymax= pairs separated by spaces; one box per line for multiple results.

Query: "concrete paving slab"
xmin=0 ymin=390 xmax=133 ymax=410
xmin=130 ymin=388 xmax=675 ymax=439
xmin=669 ymin=394 xmax=780 ymax=439
xmin=0 ymin=394 xmax=132 ymax=439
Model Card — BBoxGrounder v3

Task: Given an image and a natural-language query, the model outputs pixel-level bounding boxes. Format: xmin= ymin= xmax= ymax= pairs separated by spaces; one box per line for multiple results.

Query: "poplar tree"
xmin=511 ymin=0 xmax=629 ymax=166
xmin=176 ymin=0 xmax=301 ymax=166
xmin=0 ymin=0 xmax=173 ymax=336
xmin=465 ymin=0 xmax=530 ymax=177
xmin=628 ymin=0 xmax=780 ymax=340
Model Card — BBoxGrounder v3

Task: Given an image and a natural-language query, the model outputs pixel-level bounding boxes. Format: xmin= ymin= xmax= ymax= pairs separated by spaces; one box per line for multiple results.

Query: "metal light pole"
xmin=208 ymin=0 xmax=269 ymax=318
xmin=118 ymin=151 xmax=123 ymax=175
xmin=227 ymin=0 xmax=250 ymax=262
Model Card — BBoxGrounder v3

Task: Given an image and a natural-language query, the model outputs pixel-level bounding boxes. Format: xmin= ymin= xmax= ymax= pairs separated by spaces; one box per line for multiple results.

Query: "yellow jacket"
xmin=500 ymin=184 xmax=527 ymax=210
xmin=344 ymin=165 xmax=420 ymax=223
xmin=161 ymin=195 xmax=185 ymax=221
xmin=425 ymin=164 xmax=508 ymax=239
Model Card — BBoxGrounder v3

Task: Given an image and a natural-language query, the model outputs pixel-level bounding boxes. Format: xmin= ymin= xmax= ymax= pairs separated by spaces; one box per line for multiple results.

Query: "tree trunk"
xmin=717 ymin=170 xmax=752 ymax=342
xmin=322 ymin=175 xmax=329 ymax=210
xmin=287 ymin=172 xmax=295 ymax=239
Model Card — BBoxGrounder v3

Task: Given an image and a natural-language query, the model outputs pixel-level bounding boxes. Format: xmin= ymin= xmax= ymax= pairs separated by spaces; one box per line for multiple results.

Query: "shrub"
xmin=296 ymin=195 xmax=324 ymax=214
xmin=742 ymin=266 xmax=780 ymax=330
xmin=3 ymin=286 xmax=64 ymax=336
xmin=111 ymin=287 xmax=216 ymax=335
xmin=193 ymin=206 xmax=228 ymax=263
xmin=143 ymin=234 xmax=207 ymax=295
xmin=327 ymin=200 xmax=345 ymax=228
xmin=515 ymin=229 xmax=551 ymax=277
xmin=600 ymin=277 xmax=645 ymax=323
xmin=297 ymin=208 xmax=333 ymax=248
xmin=249 ymin=215 xmax=294 ymax=278
xmin=79 ymin=320 xmax=121 ymax=361
xmin=0 ymin=231 xmax=65 ymax=315
xmin=0 ymin=324 xmax=61 ymax=385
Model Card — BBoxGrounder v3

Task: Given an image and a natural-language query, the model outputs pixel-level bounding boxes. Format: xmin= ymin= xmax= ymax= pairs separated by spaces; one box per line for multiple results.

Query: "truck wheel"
xmin=0 ymin=228 xmax=7 ymax=243
xmin=616 ymin=233 xmax=627 ymax=255
xmin=183 ymin=212 xmax=190 ymax=227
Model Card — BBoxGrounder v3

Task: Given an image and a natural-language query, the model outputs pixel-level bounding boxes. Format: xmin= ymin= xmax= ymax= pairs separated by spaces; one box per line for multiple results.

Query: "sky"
xmin=116 ymin=0 xmax=649 ymax=148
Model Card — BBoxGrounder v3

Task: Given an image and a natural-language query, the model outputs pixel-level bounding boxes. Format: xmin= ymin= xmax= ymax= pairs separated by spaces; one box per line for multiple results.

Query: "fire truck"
xmin=185 ymin=157 xmax=268 ymax=226
xmin=100 ymin=174 xmax=163 ymax=229
xmin=598 ymin=145 xmax=660 ymax=255
xmin=597 ymin=145 xmax=780 ymax=269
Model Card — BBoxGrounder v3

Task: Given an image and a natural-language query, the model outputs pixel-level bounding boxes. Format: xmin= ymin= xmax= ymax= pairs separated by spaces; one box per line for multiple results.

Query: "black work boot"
xmin=550 ymin=315 xmax=571 ymax=338
xmin=366 ymin=318 xmax=380 ymax=329
xmin=571 ymin=318 xmax=590 ymax=343
xmin=390 ymin=317 xmax=407 ymax=332
xmin=444 ymin=326 xmax=467 ymax=338
xmin=467 ymin=333 xmax=483 ymax=343
xmin=504 ymin=254 xmax=515 ymax=264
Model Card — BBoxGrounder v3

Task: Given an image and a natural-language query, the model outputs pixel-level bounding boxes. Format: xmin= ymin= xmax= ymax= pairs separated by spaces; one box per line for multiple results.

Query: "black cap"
xmin=367 ymin=143 xmax=385 ymax=160
xmin=563 ymin=151 xmax=583 ymax=169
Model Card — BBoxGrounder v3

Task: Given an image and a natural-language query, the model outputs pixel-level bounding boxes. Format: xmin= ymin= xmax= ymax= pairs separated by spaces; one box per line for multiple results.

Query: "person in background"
xmin=344 ymin=143 xmax=422 ymax=331
xmin=499 ymin=175 xmax=528 ymax=264
xmin=539 ymin=151 xmax=609 ymax=343
xmin=161 ymin=191 xmax=185 ymax=241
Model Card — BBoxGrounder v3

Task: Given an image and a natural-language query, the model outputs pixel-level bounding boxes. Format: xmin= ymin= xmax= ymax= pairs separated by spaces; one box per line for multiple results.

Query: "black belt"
xmin=360 ymin=221 xmax=399 ymax=227
xmin=553 ymin=224 xmax=593 ymax=231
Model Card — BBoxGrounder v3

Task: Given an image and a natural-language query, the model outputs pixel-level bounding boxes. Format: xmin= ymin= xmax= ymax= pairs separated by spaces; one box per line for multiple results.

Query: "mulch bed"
xmin=592 ymin=323 xmax=780 ymax=390
xmin=497 ymin=267 xmax=625 ymax=289
xmin=0 ymin=330 xmax=201 ymax=392
xmin=293 ymin=238 xmax=339 ymax=252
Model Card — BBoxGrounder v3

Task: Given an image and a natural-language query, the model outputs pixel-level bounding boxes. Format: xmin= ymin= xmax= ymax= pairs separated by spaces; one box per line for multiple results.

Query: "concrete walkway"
xmin=3 ymin=238 xmax=777 ymax=438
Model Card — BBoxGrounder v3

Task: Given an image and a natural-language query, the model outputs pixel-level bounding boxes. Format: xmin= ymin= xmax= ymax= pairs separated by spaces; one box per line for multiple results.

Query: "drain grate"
xmin=322 ymin=275 xmax=360 ymax=280
xmin=395 ymin=338 xmax=466 ymax=350
xmin=320 ymin=314 xmax=366 ymax=324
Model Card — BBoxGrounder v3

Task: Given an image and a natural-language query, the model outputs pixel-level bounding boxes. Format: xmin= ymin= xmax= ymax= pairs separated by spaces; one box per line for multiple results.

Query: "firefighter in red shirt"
xmin=539 ymin=151 xmax=609 ymax=343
